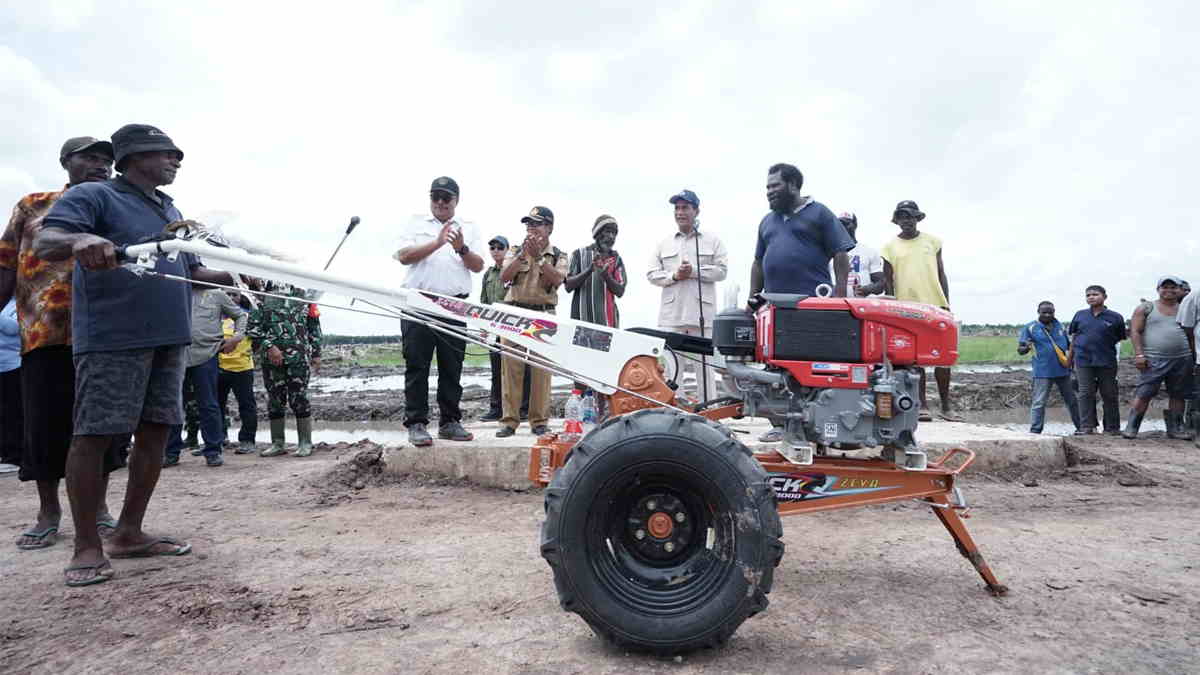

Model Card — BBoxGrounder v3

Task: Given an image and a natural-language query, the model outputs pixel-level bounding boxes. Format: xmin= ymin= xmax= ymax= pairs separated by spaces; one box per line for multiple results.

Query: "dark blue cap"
xmin=488 ymin=235 xmax=509 ymax=248
xmin=669 ymin=189 xmax=700 ymax=207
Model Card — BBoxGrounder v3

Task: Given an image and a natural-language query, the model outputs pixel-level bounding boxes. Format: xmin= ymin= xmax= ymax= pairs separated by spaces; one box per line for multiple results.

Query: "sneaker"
xmin=408 ymin=423 xmax=434 ymax=447
xmin=438 ymin=422 xmax=474 ymax=442
xmin=235 ymin=441 xmax=255 ymax=455
xmin=206 ymin=454 xmax=224 ymax=467
xmin=531 ymin=425 xmax=550 ymax=436
xmin=495 ymin=427 xmax=516 ymax=438
xmin=162 ymin=455 xmax=181 ymax=468
xmin=480 ymin=410 xmax=502 ymax=422
xmin=759 ymin=427 xmax=783 ymax=443
xmin=0 ymin=462 xmax=20 ymax=474
xmin=190 ymin=448 xmax=204 ymax=457
xmin=1073 ymin=428 xmax=1095 ymax=436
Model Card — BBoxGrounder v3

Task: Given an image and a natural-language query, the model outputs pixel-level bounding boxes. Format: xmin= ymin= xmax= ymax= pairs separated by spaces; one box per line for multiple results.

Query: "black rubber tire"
xmin=540 ymin=408 xmax=785 ymax=654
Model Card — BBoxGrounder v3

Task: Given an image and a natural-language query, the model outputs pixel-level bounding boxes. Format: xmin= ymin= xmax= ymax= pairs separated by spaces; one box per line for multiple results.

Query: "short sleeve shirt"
xmin=831 ymin=242 xmax=883 ymax=295
xmin=42 ymin=177 xmax=197 ymax=355
xmin=394 ymin=214 xmax=482 ymax=296
xmin=755 ymin=200 xmax=855 ymax=295
xmin=1068 ymin=308 xmax=1126 ymax=368
xmin=503 ymin=243 xmax=569 ymax=307
xmin=1018 ymin=319 xmax=1071 ymax=378
xmin=0 ymin=188 xmax=76 ymax=354
xmin=880 ymin=232 xmax=949 ymax=308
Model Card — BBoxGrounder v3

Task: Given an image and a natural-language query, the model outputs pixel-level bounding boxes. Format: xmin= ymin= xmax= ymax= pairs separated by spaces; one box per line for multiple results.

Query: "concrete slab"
xmin=381 ymin=416 xmax=1067 ymax=490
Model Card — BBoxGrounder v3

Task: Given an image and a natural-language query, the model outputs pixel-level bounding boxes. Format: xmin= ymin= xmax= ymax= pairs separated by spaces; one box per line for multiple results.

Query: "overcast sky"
xmin=3 ymin=1 xmax=1196 ymax=335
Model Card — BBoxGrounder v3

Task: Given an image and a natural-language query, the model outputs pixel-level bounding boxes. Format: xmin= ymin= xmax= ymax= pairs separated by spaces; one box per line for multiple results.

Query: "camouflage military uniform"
xmin=247 ymin=284 xmax=322 ymax=421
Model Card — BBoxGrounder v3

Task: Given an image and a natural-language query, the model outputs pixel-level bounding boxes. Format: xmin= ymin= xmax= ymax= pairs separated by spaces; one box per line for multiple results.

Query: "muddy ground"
xmin=301 ymin=349 xmax=1150 ymax=424
xmin=2 ymin=432 xmax=1198 ymax=674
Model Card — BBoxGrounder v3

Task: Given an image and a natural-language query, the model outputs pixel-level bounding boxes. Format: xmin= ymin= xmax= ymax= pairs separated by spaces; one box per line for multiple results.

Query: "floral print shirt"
xmin=0 ymin=188 xmax=75 ymax=354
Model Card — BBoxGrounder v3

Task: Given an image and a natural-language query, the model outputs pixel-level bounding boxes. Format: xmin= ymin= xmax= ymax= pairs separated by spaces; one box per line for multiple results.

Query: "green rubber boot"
xmin=261 ymin=418 xmax=288 ymax=457
xmin=294 ymin=417 xmax=314 ymax=457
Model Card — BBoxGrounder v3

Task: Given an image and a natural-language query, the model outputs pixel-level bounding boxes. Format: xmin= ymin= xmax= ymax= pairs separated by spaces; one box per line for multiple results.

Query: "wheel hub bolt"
xmin=664 ymin=542 xmax=675 ymax=553
xmin=675 ymin=512 xmax=686 ymax=522
xmin=635 ymin=529 xmax=645 ymax=540
xmin=647 ymin=500 xmax=657 ymax=510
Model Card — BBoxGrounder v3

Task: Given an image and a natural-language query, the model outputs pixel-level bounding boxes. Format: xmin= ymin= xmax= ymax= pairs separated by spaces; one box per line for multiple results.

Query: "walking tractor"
xmin=121 ymin=227 xmax=1008 ymax=655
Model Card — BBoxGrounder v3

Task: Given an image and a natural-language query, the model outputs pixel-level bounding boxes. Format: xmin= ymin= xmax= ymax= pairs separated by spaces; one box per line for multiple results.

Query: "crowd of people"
xmin=3 ymin=124 xmax=1191 ymax=589
xmin=1017 ymin=277 xmax=1199 ymax=442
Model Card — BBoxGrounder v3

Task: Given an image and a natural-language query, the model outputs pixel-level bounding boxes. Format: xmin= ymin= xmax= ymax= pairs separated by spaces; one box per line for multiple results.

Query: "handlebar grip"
xmin=114 ymin=245 xmax=129 ymax=263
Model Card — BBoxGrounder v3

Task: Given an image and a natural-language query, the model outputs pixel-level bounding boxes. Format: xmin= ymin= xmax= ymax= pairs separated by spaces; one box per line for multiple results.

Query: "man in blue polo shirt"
xmin=1018 ymin=301 xmax=1081 ymax=434
xmin=1066 ymin=284 xmax=1127 ymax=436
xmin=749 ymin=163 xmax=853 ymax=302
xmin=34 ymin=123 xmax=233 ymax=586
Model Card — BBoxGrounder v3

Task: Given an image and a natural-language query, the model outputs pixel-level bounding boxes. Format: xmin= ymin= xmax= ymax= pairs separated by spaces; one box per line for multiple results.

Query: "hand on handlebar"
xmin=73 ymin=235 xmax=119 ymax=270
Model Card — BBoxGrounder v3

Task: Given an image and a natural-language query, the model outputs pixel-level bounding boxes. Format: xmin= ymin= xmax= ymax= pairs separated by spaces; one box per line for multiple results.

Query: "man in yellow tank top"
xmin=881 ymin=200 xmax=962 ymax=422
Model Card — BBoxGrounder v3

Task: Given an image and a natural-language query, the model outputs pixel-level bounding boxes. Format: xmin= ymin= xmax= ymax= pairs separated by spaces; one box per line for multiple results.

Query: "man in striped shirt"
xmin=565 ymin=215 xmax=627 ymax=328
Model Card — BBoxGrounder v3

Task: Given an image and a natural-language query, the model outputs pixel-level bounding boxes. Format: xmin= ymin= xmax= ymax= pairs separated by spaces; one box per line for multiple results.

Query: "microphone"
xmin=346 ymin=215 xmax=360 ymax=235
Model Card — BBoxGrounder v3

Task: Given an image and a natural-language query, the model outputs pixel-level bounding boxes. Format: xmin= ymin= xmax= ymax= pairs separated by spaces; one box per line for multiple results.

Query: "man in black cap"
xmin=394 ymin=177 xmax=484 ymax=446
xmin=881 ymin=199 xmax=962 ymax=422
xmin=0 ymin=136 xmax=125 ymax=553
xmin=33 ymin=123 xmax=233 ymax=586
xmin=479 ymin=234 xmax=530 ymax=422
xmin=496 ymin=207 xmax=567 ymax=437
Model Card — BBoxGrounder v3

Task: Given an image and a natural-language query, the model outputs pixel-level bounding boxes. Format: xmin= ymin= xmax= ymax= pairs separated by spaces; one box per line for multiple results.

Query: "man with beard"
xmin=748 ymin=166 xmax=854 ymax=442
xmin=748 ymin=164 xmax=853 ymax=303
xmin=565 ymin=215 xmax=627 ymax=408
xmin=648 ymin=190 xmax=728 ymax=404
xmin=34 ymin=124 xmax=233 ymax=586
xmin=882 ymin=200 xmax=962 ymax=422
xmin=0 ymin=137 xmax=123 ymax=552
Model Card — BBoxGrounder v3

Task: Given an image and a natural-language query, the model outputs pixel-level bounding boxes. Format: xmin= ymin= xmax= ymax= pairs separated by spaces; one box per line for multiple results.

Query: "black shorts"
xmin=20 ymin=346 xmax=122 ymax=482
xmin=1134 ymin=356 xmax=1194 ymax=400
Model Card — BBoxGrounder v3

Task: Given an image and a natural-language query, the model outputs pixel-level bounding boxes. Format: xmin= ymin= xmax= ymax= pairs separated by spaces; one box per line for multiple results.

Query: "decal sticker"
xmin=769 ymin=472 xmax=899 ymax=502
xmin=572 ymin=325 xmax=612 ymax=352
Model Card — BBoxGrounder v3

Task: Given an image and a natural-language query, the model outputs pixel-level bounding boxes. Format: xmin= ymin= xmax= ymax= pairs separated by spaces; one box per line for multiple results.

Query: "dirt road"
xmin=1 ymin=435 xmax=1197 ymax=674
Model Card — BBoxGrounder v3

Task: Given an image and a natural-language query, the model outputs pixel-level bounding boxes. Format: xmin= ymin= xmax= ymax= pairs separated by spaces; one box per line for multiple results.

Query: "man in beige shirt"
xmin=647 ymin=190 xmax=728 ymax=402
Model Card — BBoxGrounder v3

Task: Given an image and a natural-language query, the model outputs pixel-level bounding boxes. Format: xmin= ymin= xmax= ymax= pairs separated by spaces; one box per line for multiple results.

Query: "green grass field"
xmin=958 ymin=335 xmax=1133 ymax=364
xmin=348 ymin=344 xmax=491 ymax=368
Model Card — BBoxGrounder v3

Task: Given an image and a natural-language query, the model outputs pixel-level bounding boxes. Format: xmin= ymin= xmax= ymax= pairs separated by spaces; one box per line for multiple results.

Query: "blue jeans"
xmin=165 ymin=355 xmax=224 ymax=459
xmin=1030 ymin=376 xmax=1081 ymax=434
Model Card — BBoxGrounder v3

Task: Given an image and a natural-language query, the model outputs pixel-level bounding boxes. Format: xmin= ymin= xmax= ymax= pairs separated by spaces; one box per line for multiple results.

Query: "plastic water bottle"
xmin=562 ymin=390 xmax=584 ymax=441
xmin=581 ymin=391 xmax=598 ymax=434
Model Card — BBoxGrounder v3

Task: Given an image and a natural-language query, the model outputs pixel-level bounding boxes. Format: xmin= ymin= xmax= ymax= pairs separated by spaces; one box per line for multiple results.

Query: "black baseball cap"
xmin=521 ymin=206 xmax=554 ymax=225
xmin=488 ymin=235 xmax=509 ymax=248
xmin=430 ymin=176 xmax=459 ymax=197
xmin=111 ymin=124 xmax=183 ymax=170
xmin=60 ymin=136 xmax=114 ymax=161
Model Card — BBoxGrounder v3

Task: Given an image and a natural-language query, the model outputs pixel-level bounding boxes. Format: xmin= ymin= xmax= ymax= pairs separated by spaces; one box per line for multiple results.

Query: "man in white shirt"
xmin=1176 ymin=283 xmax=1200 ymax=445
xmin=647 ymin=189 xmax=728 ymax=403
xmin=393 ymin=176 xmax=484 ymax=447
xmin=832 ymin=211 xmax=884 ymax=296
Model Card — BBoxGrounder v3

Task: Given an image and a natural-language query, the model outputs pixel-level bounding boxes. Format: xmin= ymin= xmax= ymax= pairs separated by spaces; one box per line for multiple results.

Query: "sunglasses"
xmin=430 ymin=192 xmax=455 ymax=203
xmin=489 ymin=245 xmax=507 ymax=251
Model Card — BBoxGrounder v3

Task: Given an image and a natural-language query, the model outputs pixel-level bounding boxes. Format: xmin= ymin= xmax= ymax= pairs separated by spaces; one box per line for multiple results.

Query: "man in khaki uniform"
xmin=496 ymin=206 xmax=567 ymax=437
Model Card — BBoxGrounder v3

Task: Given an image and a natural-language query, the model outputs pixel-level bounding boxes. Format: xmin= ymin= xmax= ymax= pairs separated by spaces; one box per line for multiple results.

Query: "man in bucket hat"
xmin=34 ymin=123 xmax=233 ymax=586
xmin=882 ymin=199 xmax=963 ymax=422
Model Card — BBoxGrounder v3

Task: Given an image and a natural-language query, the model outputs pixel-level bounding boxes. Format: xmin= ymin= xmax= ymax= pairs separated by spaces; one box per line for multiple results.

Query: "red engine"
xmin=713 ymin=295 xmax=958 ymax=390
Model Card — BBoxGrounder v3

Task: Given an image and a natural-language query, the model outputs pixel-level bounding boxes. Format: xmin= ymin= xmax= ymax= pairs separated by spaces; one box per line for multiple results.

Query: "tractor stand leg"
xmin=926 ymin=494 xmax=1009 ymax=596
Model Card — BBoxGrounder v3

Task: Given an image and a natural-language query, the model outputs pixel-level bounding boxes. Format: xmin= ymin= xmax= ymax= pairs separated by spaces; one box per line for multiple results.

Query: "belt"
xmin=508 ymin=301 xmax=555 ymax=311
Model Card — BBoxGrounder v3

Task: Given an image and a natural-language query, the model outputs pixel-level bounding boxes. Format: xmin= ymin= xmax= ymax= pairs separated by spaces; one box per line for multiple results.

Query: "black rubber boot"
xmin=1166 ymin=411 xmax=1194 ymax=440
xmin=1121 ymin=410 xmax=1144 ymax=440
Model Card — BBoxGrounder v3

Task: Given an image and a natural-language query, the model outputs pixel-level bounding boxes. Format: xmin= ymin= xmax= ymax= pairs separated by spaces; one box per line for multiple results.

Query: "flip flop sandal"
xmin=97 ymin=518 xmax=119 ymax=537
xmin=938 ymin=412 xmax=967 ymax=423
xmin=64 ymin=561 xmax=115 ymax=587
xmin=918 ymin=410 xmax=934 ymax=422
xmin=109 ymin=537 xmax=193 ymax=559
xmin=16 ymin=525 xmax=59 ymax=550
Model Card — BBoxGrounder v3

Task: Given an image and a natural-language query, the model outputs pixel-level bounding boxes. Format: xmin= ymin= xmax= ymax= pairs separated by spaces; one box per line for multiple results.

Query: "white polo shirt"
xmin=394 ymin=213 xmax=483 ymax=296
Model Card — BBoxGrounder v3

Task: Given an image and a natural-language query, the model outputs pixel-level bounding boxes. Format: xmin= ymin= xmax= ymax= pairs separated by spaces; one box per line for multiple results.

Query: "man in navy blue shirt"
xmin=1067 ymin=285 xmax=1127 ymax=435
xmin=34 ymin=124 xmax=232 ymax=586
xmin=1018 ymin=301 xmax=1081 ymax=434
xmin=749 ymin=163 xmax=853 ymax=303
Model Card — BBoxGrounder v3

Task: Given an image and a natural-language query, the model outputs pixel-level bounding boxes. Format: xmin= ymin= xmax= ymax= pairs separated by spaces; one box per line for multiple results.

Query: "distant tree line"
xmin=324 ymin=334 xmax=402 ymax=345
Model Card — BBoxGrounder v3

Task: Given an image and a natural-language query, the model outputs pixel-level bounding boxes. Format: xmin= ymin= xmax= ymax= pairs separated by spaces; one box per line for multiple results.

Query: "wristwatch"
xmin=456 ymin=245 xmax=470 ymax=256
